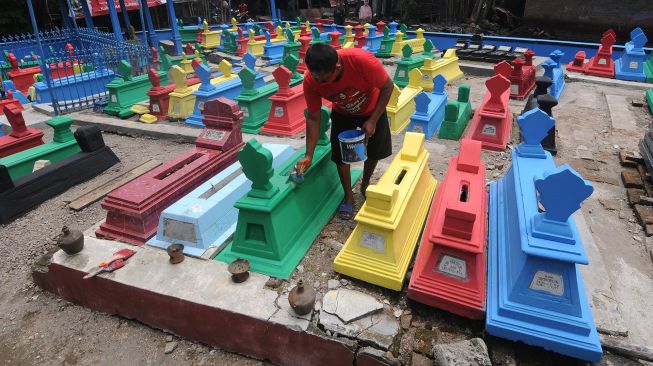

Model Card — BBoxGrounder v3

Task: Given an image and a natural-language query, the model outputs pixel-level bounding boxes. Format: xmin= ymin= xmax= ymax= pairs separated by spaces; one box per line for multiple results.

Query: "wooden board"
xmin=68 ymin=159 xmax=162 ymax=211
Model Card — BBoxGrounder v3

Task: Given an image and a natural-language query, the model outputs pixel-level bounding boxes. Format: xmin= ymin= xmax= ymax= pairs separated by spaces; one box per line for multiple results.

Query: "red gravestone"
xmin=376 ymin=20 xmax=386 ymax=34
xmin=566 ymin=51 xmax=587 ymax=73
xmin=297 ymin=36 xmax=312 ymax=74
xmin=0 ymin=104 xmax=44 ymax=158
xmin=300 ymin=24 xmax=310 ymax=37
xmin=407 ymin=139 xmax=487 ymax=319
xmin=146 ymin=68 xmax=201 ymax=121
xmin=151 ymin=47 xmax=159 ymax=70
xmin=329 ymin=32 xmax=342 ymax=50
xmin=0 ymin=90 xmax=24 ymax=117
xmin=353 ymin=25 xmax=366 ymax=48
xmin=508 ymin=57 xmax=535 ymax=100
xmin=196 ymin=27 xmax=203 ymax=44
xmin=95 ymin=97 xmax=244 ymax=245
xmin=464 ymin=74 xmax=513 ymax=151
xmin=584 ymin=29 xmax=616 ymax=78
xmin=259 ymin=66 xmax=307 ymax=136
xmin=6 ymin=53 xmax=41 ymax=95
xmin=236 ymin=28 xmax=248 ymax=56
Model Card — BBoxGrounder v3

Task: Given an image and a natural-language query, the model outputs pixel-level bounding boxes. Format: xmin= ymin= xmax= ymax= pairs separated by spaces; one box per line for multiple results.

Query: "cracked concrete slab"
xmin=319 ymin=309 xmax=399 ymax=350
xmin=321 ymin=289 xmax=383 ymax=323
xmin=269 ymin=294 xmax=311 ymax=332
xmin=606 ymin=94 xmax=638 ymax=132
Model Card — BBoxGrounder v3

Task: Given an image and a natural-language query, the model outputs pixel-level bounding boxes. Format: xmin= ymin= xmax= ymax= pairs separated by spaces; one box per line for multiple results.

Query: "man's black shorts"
xmin=329 ymin=109 xmax=393 ymax=165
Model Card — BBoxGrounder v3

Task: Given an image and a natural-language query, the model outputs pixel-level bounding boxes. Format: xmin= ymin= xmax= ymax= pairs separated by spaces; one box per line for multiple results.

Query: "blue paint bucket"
xmin=338 ymin=129 xmax=367 ymax=164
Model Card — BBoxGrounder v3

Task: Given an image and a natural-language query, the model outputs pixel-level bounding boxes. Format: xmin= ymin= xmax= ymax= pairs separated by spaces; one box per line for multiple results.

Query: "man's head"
xmin=305 ymin=43 xmax=340 ymax=84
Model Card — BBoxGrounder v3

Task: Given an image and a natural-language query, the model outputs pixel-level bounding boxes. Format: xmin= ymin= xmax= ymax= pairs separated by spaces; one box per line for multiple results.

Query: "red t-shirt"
xmin=304 ymin=48 xmax=389 ymax=116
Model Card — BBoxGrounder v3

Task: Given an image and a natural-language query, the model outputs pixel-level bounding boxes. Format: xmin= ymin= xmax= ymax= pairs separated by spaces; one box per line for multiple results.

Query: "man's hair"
xmin=305 ymin=43 xmax=338 ymax=74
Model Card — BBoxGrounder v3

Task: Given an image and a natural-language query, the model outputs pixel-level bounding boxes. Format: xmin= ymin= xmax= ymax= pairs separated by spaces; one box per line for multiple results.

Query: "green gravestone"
xmin=416 ymin=40 xmax=437 ymax=62
xmin=216 ymin=107 xmax=362 ymax=278
xmin=310 ymin=27 xmax=325 ymax=45
xmin=222 ymin=31 xmax=238 ymax=55
xmin=438 ymin=84 xmax=473 ymax=140
xmin=283 ymin=29 xmax=301 ymax=60
xmin=393 ymin=45 xmax=424 ymax=88
xmin=104 ymin=60 xmax=170 ymax=118
xmin=235 ymin=67 xmax=279 ymax=133
xmin=376 ymin=26 xmax=396 ymax=58
xmin=646 ymin=89 xmax=653 ymax=115
xmin=644 ymin=52 xmax=653 ymax=83
xmin=0 ymin=115 xmax=80 ymax=181
xmin=281 ymin=54 xmax=304 ymax=87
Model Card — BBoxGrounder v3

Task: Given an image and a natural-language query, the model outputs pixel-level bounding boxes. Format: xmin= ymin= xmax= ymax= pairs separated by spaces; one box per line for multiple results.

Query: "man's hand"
xmin=361 ymin=118 xmax=377 ymax=144
xmin=295 ymin=155 xmax=313 ymax=175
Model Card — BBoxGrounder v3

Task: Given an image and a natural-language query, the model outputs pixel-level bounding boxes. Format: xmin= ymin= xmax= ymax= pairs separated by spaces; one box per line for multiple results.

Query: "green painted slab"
xmin=375 ymin=26 xmax=396 ymax=58
xmin=645 ymin=52 xmax=653 ymax=83
xmin=0 ymin=115 xmax=80 ymax=181
xmin=393 ymin=45 xmax=424 ymax=88
xmin=647 ymin=89 xmax=653 ymax=115
xmin=104 ymin=60 xmax=169 ymax=119
xmin=235 ymin=67 xmax=279 ymax=134
xmin=216 ymin=107 xmax=362 ymax=278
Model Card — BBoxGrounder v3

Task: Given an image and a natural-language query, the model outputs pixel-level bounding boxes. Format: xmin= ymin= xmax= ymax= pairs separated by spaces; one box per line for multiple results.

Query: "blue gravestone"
xmin=388 ymin=21 xmax=399 ymax=35
xmin=2 ymin=80 xmax=30 ymax=105
xmin=263 ymin=30 xmax=286 ymax=65
xmin=407 ymin=74 xmax=448 ymax=139
xmin=486 ymin=108 xmax=601 ymax=362
xmin=615 ymin=27 xmax=648 ymax=82
xmin=365 ymin=24 xmax=383 ymax=53
xmin=542 ymin=50 xmax=565 ymax=100
xmin=147 ymin=143 xmax=295 ymax=256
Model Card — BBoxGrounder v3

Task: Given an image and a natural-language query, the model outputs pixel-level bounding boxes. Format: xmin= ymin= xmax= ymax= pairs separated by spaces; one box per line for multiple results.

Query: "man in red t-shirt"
xmin=296 ymin=43 xmax=394 ymax=220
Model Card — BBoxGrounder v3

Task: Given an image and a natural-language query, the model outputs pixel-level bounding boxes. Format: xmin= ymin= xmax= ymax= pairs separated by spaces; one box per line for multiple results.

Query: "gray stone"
xmin=411 ymin=352 xmax=432 ymax=366
xmin=325 ymin=238 xmax=343 ymax=250
xmin=606 ymin=94 xmax=638 ymax=132
xmin=164 ymin=341 xmax=178 ymax=354
xmin=340 ymin=279 xmax=349 ymax=286
xmin=432 ymin=338 xmax=491 ymax=366
xmin=327 ymin=279 xmax=340 ymax=290
xmin=265 ymin=277 xmax=283 ymax=289
xmin=321 ymin=289 xmax=383 ymax=323
xmin=318 ymin=308 xmax=399 ymax=350
xmin=158 ymin=40 xmax=176 ymax=56
xmin=269 ymin=294 xmax=311 ymax=332
xmin=487 ymin=339 xmax=516 ymax=366
xmin=400 ymin=314 xmax=412 ymax=330
xmin=206 ymin=52 xmax=224 ymax=64
xmin=32 ymin=160 xmax=51 ymax=172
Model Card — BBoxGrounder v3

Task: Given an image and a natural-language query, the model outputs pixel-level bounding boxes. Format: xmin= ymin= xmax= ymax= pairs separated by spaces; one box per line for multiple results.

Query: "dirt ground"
xmin=1 ymin=68 xmax=653 ymax=365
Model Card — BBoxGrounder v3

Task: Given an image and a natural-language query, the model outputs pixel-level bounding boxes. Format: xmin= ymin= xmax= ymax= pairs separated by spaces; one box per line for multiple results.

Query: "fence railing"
xmin=1 ymin=27 xmax=151 ymax=115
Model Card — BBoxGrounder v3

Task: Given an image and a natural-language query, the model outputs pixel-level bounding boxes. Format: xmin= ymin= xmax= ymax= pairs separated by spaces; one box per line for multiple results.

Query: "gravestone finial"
xmin=401 ymin=44 xmax=413 ymax=60
xmin=516 ymin=108 xmax=554 ymax=158
xmin=432 ymin=74 xmax=447 ymax=95
xmin=414 ymin=92 xmax=432 ymax=114
xmin=243 ymin=53 xmax=256 ymax=70
xmin=535 ymin=165 xmax=593 ymax=224
xmin=239 ymin=139 xmax=278 ymax=195
xmin=118 ymin=60 xmax=133 ymax=81
xmin=147 ymin=68 xmax=160 ymax=87
xmin=239 ymin=66 xmax=256 ymax=91
xmin=218 ymin=59 xmax=232 ymax=77
xmin=485 ymin=74 xmax=510 ymax=112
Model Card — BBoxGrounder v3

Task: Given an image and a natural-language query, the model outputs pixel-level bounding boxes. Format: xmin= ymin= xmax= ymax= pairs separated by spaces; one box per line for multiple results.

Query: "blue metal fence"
xmin=1 ymin=27 xmax=151 ymax=115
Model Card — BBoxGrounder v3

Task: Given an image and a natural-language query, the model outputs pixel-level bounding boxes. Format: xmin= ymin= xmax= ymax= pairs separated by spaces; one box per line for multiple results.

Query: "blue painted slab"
xmin=407 ymin=75 xmax=448 ymax=139
xmin=2 ymin=81 xmax=30 ymax=105
xmin=486 ymin=109 xmax=601 ymax=362
xmin=263 ymin=31 xmax=286 ymax=65
xmin=185 ymin=63 xmax=265 ymax=127
xmin=147 ymin=143 xmax=295 ymax=257
xmin=542 ymin=50 xmax=565 ymax=100
xmin=32 ymin=69 xmax=115 ymax=104
xmin=615 ymin=28 xmax=648 ymax=82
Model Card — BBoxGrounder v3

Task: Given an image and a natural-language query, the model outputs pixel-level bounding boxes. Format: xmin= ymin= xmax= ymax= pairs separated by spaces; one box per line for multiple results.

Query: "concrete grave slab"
xmin=605 ymin=94 xmax=638 ymax=132
xmin=322 ymin=289 xmax=384 ymax=323
xmin=432 ymin=338 xmax=492 ymax=366
xmin=318 ymin=309 xmax=399 ymax=350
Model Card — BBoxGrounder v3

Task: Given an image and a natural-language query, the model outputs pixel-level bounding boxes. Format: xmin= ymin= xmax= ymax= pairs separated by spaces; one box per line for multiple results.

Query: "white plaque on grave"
xmin=481 ymin=124 xmax=496 ymax=136
xmin=361 ymin=232 xmax=385 ymax=252
xmin=529 ymin=270 xmax=564 ymax=296
xmin=274 ymin=106 xmax=284 ymax=118
xmin=435 ymin=254 xmax=468 ymax=280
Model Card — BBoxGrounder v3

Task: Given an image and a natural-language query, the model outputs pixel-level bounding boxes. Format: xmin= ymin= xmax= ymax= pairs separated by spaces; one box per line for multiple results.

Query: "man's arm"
xmin=361 ymin=77 xmax=393 ymax=138
xmin=296 ymin=110 xmax=321 ymax=174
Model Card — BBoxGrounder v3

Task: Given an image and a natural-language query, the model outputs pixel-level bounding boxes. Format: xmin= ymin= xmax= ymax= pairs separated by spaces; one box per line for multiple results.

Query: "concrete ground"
xmin=0 ymin=61 xmax=652 ymax=365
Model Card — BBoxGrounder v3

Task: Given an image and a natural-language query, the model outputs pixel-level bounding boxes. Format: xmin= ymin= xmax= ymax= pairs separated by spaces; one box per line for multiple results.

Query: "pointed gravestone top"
xmin=243 ymin=53 xmax=256 ymax=70
xmin=600 ymin=31 xmax=616 ymax=48
xmin=432 ymin=74 xmax=447 ymax=95
xmin=185 ymin=43 xmax=194 ymax=55
xmin=518 ymin=108 xmax=554 ymax=148
xmin=118 ymin=60 xmax=133 ymax=81
xmin=423 ymin=39 xmax=434 ymax=54
xmin=147 ymin=68 xmax=160 ymax=87
xmin=383 ymin=26 xmax=390 ymax=39
xmin=367 ymin=24 xmax=376 ymax=36
xmin=248 ymin=29 xmax=256 ymax=40
xmin=264 ymin=30 xmax=271 ymax=44
xmin=408 ymin=68 xmax=422 ymax=87
xmin=239 ymin=66 xmax=256 ymax=90
xmin=237 ymin=27 xmax=244 ymax=39
xmin=541 ymin=59 xmax=557 ymax=75
xmin=196 ymin=63 xmax=212 ymax=87
xmin=494 ymin=60 xmax=513 ymax=79
xmin=630 ymin=27 xmax=644 ymax=39
xmin=401 ymin=44 xmax=413 ymax=60
xmin=414 ymin=92 xmax=432 ymax=114
xmin=282 ymin=54 xmax=299 ymax=72
xmin=5 ymin=104 xmax=28 ymax=137
xmin=286 ymin=28 xmax=295 ymax=43
xmin=218 ymin=59 xmax=232 ymax=77
xmin=535 ymin=164 xmax=593 ymax=223
xmin=400 ymin=24 xmax=408 ymax=33
xmin=170 ymin=66 xmax=187 ymax=89
xmin=485 ymin=74 xmax=510 ymax=112
xmin=388 ymin=84 xmax=401 ymax=107
xmin=276 ymin=25 xmax=284 ymax=37
xmin=312 ymin=27 xmax=320 ymax=39
xmin=240 ymin=139 xmax=276 ymax=195
xmin=549 ymin=50 xmax=563 ymax=66
xmin=252 ymin=23 xmax=261 ymax=35
xmin=631 ymin=29 xmax=648 ymax=49
xmin=203 ymin=20 xmax=210 ymax=32
xmin=273 ymin=66 xmax=292 ymax=90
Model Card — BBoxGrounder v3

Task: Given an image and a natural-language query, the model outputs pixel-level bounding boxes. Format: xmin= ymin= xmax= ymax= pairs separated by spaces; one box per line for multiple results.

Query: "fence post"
xmin=80 ymin=0 xmax=94 ymax=29
xmin=166 ymin=0 xmax=183 ymax=55
xmin=26 ymin=0 xmax=59 ymax=114
xmin=106 ymin=0 xmax=124 ymax=42
xmin=140 ymin=0 xmax=158 ymax=48
xmin=118 ymin=0 xmax=132 ymax=40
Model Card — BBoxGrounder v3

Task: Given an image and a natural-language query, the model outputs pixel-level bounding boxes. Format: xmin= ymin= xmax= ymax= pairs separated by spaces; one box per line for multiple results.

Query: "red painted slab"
xmin=0 ymin=104 xmax=44 ymax=158
xmin=146 ymin=69 xmax=200 ymax=121
xmin=260 ymin=66 xmax=307 ymax=136
xmin=407 ymin=139 xmax=487 ymax=319
xmin=585 ymin=29 xmax=616 ymax=78
xmin=464 ymin=74 xmax=513 ymax=151
xmin=508 ymin=57 xmax=535 ymax=100
xmin=95 ymin=98 xmax=244 ymax=245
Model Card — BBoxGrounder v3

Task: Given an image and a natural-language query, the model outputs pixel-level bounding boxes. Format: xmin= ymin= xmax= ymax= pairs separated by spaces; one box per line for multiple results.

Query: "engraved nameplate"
xmin=529 ymin=270 xmax=564 ymax=296
xmin=361 ymin=232 xmax=385 ymax=252
xmin=204 ymin=130 xmax=225 ymax=140
xmin=435 ymin=254 xmax=467 ymax=280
